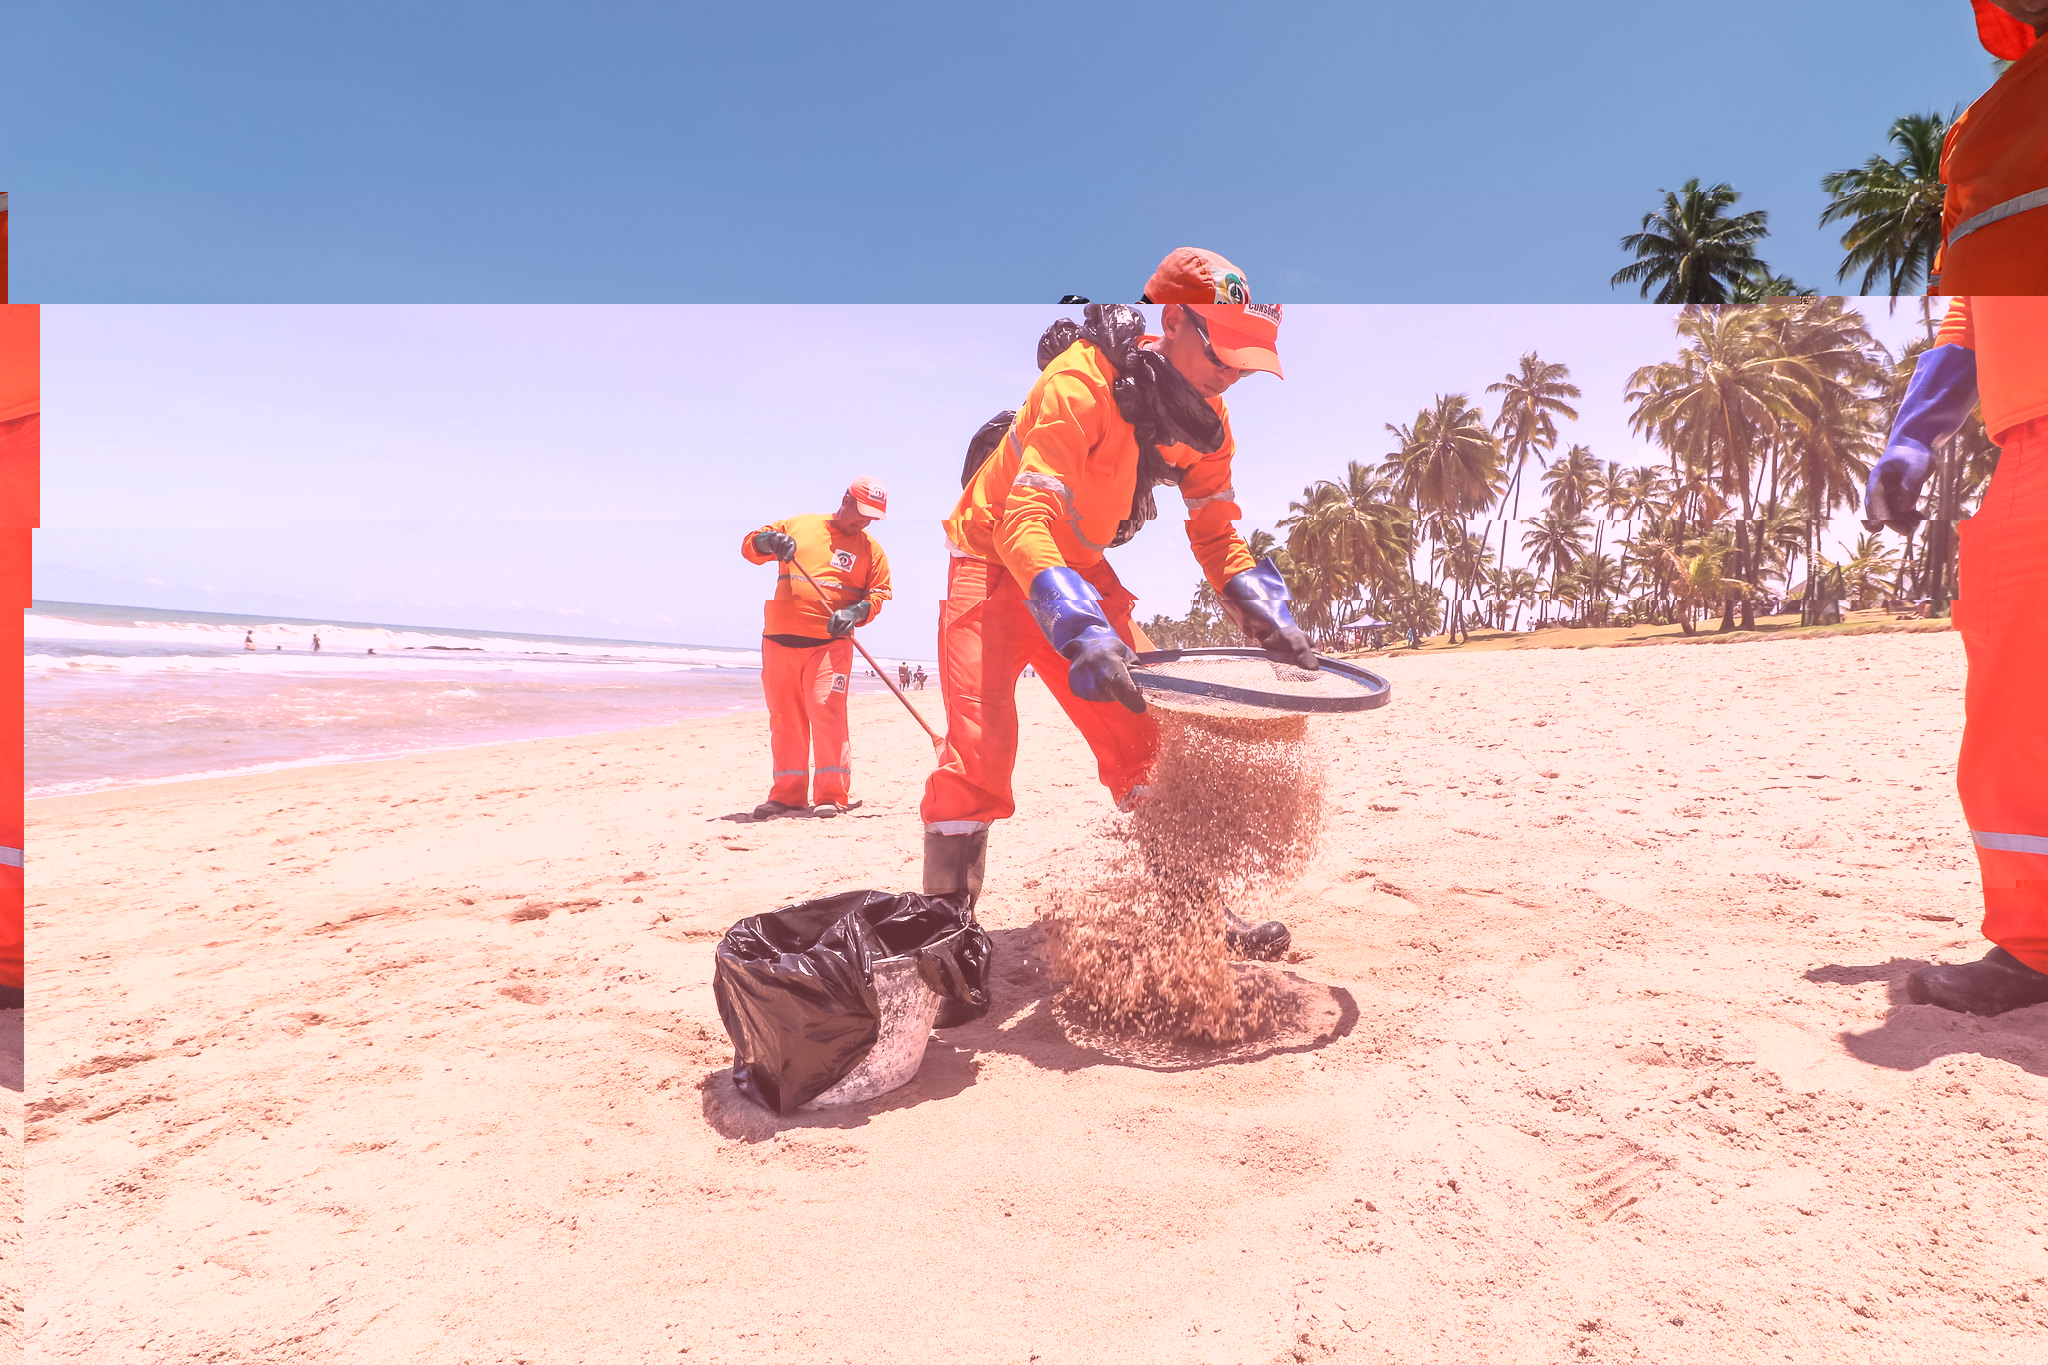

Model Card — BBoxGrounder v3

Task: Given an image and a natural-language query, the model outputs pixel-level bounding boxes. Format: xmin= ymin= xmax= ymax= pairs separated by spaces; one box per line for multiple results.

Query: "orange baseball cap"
xmin=1187 ymin=303 xmax=1284 ymax=380
xmin=848 ymin=476 xmax=888 ymax=519
xmin=1973 ymin=0 xmax=2036 ymax=58
xmin=1143 ymin=247 xmax=1253 ymax=304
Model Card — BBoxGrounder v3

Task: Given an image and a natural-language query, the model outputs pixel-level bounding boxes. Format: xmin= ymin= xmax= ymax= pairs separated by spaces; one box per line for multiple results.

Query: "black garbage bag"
xmin=712 ymin=889 xmax=992 ymax=1113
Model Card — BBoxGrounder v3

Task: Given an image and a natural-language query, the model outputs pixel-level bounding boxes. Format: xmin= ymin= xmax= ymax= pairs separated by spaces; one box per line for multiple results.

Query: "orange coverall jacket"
xmin=943 ymin=336 xmax=1257 ymax=589
xmin=0 ymin=304 xmax=33 ymax=993
xmin=1934 ymin=32 xmax=2048 ymax=294
xmin=739 ymin=513 xmax=891 ymax=640
xmin=1938 ymin=296 xmax=2048 ymax=439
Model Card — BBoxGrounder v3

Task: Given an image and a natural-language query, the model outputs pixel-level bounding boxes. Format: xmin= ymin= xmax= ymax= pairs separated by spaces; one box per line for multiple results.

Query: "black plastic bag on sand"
xmin=713 ymin=889 xmax=991 ymax=1114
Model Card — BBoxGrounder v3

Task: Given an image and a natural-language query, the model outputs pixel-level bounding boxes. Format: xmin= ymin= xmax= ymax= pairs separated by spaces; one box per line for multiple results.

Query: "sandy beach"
xmin=25 ymin=630 xmax=2048 ymax=1363
xmin=3 ymin=1007 xmax=19 ymax=1365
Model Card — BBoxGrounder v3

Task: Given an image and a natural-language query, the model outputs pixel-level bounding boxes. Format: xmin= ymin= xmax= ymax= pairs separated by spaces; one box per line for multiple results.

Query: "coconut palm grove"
xmin=1141 ymin=298 xmax=1997 ymax=653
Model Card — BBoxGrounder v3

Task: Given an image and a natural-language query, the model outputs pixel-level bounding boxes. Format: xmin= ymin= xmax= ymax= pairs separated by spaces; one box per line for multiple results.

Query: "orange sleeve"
xmin=1172 ymin=412 xmax=1256 ymax=591
xmin=994 ymin=369 xmax=1105 ymax=585
xmin=1934 ymin=295 xmax=1974 ymax=351
xmin=863 ymin=536 xmax=892 ymax=621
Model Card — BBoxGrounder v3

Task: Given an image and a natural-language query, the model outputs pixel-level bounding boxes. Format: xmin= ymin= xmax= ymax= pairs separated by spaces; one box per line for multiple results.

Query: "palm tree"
xmin=1431 ymin=524 xmax=1493 ymax=644
xmin=1496 ymin=567 xmax=1540 ymax=632
xmin=1541 ymin=445 xmax=1601 ymax=518
xmin=1627 ymin=306 xmax=1805 ymax=629
xmin=1378 ymin=579 xmax=1443 ymax=646
xmin=1756 ymin=504 xmax=1812 ymax=611
xmin=1379 ymin=394 xmax=1503 ymax=594
xmin=1666 ymin=535 xmax=1748 ymax=635
xmin=1765 ymin=298 xmax=1885 ymax=622
xmin=1572 ymin=550 xmax=1625 ymax=626
xmin=1276 ymin=466 xmax=1414 ymax=625
xmin=1612 ymin=179 xmax=1772 ymax=304
xmin=1730 ymin=267 xmax=1815 ymax=302
xmin=1839 ymin=533 xmax=1899 ymax=608
xmin=1521 ymin=509 xmax=1592 ymax=626
xmin=1820 ymin=112 xmax=1950 ymax=298
xmin=1485 ymin=353 xmax=1581 ymax=576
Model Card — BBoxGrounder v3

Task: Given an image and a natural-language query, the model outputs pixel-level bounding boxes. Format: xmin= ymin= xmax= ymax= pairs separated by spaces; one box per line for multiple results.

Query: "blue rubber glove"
xmin=1221 ymin=557 xmax=1317 ymax=669
xmin=827 ymin=600 xmax=872 ymax=638
xmin=752 ymin=529 xmax=798 ymax=561
xmin=1864 ymin=343 xmax=1979 ymax=533
xmin=1025 ymin=567 xmax=1145 ymax=713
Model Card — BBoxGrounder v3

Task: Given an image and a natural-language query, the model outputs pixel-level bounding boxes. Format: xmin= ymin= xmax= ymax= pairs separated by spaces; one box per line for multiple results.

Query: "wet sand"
xmin=26 ymin=630 xmax=2048 ymax=1363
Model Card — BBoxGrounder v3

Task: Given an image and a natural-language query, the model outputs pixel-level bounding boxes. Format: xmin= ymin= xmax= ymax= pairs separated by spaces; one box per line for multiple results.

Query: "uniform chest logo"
xmin=829 ymin=549 xmax=857 ymax=573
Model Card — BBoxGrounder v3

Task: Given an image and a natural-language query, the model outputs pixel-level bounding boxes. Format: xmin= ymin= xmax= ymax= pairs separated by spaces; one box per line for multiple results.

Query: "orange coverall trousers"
xmin=1956 ymin=415 xmax=2048 ymax=972
xmin=920 ymin=555 xmax=1157 ymax=832
xmin=760 ymin=637 xmax=855 ymax=807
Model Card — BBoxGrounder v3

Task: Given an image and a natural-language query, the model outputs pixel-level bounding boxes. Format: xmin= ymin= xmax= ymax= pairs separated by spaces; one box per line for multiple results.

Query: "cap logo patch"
xmin=1217 ymin=272 xmax=1250 ymax=304
xmin=1246 ymin=302 xmax=1281 ymax=324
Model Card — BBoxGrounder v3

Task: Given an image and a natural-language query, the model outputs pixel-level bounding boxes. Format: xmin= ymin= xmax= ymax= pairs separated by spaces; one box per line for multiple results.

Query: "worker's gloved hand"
xmin=1065 ymin=631 xmax=1145 ymax=712
xmin=1260 ymin=622 xmax=1317 ymax=670
xmin=1221 ymin=556 xmax=1319 ymax=670
xmin=1863 ymin=341 xmax=1979 ymax=533
xmin=827 ymin=600 xmax=872 ymax=638
xmin=1025 ymin=567 xmax=1146 ymax=714
xmin=752 ymin=530 xmax=798 ymax=561
xmin=1864 ymin=451 xmax=1931 ymax=533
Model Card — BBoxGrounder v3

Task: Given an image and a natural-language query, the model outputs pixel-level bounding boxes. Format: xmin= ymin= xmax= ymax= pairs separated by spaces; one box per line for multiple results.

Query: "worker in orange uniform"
xmin=1865 ymin=295 xmax=2048 ymax=1014
xmin=921 ymin=248 xmax=1313 ymax=962
xmin=0 ymin=302 xmax=33 ymax=1008
xmin=740 ymin=477 xmax=892 ymax=820
xmin=1933 ymin=3 xmax=2048 ymax=293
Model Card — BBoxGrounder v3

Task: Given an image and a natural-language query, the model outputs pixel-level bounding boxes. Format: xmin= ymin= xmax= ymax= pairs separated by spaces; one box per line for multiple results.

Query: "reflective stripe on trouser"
xmin=920 ymin=555 xmax=1158 ymax=830
xmin=760 ymin=636 xmax=855 ymax=806
xmin=1955 ymin=416 xmax=2048 ymax=974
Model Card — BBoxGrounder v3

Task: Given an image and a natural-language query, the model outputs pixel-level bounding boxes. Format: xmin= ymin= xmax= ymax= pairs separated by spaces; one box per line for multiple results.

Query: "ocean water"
xmin=26 ymin=602 xmax=924 ymax=798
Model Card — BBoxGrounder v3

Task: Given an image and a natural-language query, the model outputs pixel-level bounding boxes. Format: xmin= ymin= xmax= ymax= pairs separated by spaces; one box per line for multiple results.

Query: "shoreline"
xmin=24 ymin=705 xmax=765 ymax=804
xmin=27 ymin=690 xmax=921 ymax=814
xmin=27 ymin=678 xmax=936 ymax=804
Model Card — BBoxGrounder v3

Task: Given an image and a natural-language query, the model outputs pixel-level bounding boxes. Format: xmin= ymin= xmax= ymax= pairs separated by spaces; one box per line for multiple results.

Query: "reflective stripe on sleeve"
xmin=1182 ymin=487 xmax=1236 ymax=512
xmin=0 ymin=846 xmax=20 ymax=868
xmin=1948 ymin=187 xmax=2048 ymax=249
xmin=1011 ymin=464 xmax=1113 ymax=552
xmin=1973 ymin=829 xmax=2048 ymax=857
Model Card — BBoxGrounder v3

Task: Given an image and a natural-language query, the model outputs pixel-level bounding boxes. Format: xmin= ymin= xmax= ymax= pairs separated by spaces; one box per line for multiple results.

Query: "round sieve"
xmin=1129 ymin=647 xmax=1392 ymax=714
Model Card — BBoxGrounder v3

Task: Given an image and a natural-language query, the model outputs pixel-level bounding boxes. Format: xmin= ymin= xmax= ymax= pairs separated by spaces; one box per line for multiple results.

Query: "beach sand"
xmin=2 ymin=1007 xmax=19 ymax=1364
xmin=26 ymin=631 xmax=2048 ymax=1363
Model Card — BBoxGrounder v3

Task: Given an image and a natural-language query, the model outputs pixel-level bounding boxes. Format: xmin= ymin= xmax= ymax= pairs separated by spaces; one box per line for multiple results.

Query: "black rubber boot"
xmin=1906 ymin=946 xmax=2048 ymax=1016
xmin=923 ymin=830 xmax=989 ymax=1028
xmin=1223 ymin=906 xmax=1290 ymax=961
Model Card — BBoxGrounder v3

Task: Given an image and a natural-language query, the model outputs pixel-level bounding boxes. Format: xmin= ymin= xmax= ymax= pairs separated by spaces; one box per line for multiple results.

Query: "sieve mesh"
xmin=1129 ymin=648 xmax=1391 ymax=715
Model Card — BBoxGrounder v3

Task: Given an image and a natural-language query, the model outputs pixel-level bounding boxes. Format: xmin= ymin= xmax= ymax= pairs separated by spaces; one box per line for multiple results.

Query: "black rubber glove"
xmin=752 ymin=530 xmax=798 ymax=561
xmin=1063 ymin=631 xmax=1146 ymax=714
xmin=1221 ymin=558 xmax=1319 ymax=671
xmin=1262 ymin=623 xmax=1316 ymax=670
xmin=827 ymin=600 xmax=872 ymax=639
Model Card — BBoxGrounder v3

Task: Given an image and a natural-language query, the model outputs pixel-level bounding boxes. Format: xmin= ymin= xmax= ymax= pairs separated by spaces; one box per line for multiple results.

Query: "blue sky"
xmin=35 ymin=303 xmax=1933 ymax=658
xmin=11 ymin=3 xmax=2004 ymax=302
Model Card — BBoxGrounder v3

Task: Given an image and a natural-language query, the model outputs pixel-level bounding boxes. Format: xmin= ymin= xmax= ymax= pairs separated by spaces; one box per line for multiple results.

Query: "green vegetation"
xmin=1143 ymin=300 xmax=1995 ymax=655
xmin=1612 ymin=179 xmax=1777 ymax=304
xmin=1614 ymin=107 xmax=1955 ymax=303
xmin=1820 ymin=112 xmax=1951 ymax=298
